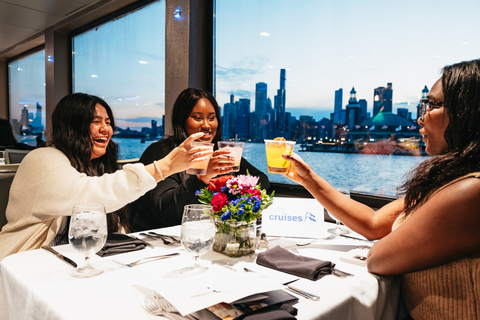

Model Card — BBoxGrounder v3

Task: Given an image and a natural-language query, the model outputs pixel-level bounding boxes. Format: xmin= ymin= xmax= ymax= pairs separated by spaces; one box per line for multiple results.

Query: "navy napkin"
xmin=256 ymin=245 xmax=335 ymax=281
xmin=97 ymin=233 xmax=147 ymax=257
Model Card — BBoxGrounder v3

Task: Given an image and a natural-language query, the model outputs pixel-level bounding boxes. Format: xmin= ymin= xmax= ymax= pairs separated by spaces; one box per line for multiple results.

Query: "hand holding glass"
xmin=264 ymin=139 xmax=296 ymax=173
xmin=327 ymin=188 xmax=350 ymax=235
xmin=186 ymin=142 xmax=214 ymax=175
xmin=217 ymin=141 xmax=244 ymax=172
xmin=68 ymin=203 xmax=107 ymax=278
xmin=180 ymin=204 xmax=215 ymax=272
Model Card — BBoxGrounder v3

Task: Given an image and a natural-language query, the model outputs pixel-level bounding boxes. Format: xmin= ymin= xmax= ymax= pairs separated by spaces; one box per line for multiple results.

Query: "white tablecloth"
xmin=0 ymin=224 xmax=400 ymax=320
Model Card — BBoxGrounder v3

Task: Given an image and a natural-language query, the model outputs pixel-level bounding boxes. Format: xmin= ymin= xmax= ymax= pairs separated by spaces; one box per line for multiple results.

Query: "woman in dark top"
xmin=131 ymin=88 xmax=270 ymax=231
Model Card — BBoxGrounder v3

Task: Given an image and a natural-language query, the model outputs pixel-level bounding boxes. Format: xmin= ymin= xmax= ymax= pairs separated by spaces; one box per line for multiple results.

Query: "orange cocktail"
xmin=264 ymin=138 xmax=296 ymax=173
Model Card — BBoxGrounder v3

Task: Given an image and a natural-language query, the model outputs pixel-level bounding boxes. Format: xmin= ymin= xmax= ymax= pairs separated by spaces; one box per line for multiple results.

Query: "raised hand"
xmin=197 ymin=149 xmax=235 ymax=184
xmin=282 ymin=153 xmax=313 ymax=185
xmin=159 ymin=133 xmax=214 ymax=177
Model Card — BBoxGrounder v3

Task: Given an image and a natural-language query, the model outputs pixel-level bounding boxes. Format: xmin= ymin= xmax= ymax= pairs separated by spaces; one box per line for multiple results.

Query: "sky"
xmin=215 ymin=0 xmax=480 ymax=121
xmin=10 ymin=0 xmax=480 ymax=130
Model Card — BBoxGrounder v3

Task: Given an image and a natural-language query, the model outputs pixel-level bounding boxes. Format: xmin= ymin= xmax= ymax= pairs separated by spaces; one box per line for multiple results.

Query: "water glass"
xmin=327 ymin=188 xmax=350 ymax=235
xmin=217 ymin=141 xmax=244 ymax=172
xmin=264 ymin=139 xmax=296 ymax=174
xmin=180 ymin=204 xmax=215 ymax=273
xmin=68 ymin=203 xmax=108 ymax=278
xmin=186 ymin=142 xmax=214 ymax=175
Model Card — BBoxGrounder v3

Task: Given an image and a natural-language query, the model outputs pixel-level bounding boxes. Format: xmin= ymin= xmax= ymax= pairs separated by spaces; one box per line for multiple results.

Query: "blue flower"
xmin=221 ymin=186 xmax=229 ymax=193
xmin=252 ymin=200 xmax=261 ymax=213
xmin=195 ymin=190 xmax=201 ymax=196
xmin=237 ymin=207 xmax=245 ymax=215
xmin=221 ymin=210 xmax=231 ymax=221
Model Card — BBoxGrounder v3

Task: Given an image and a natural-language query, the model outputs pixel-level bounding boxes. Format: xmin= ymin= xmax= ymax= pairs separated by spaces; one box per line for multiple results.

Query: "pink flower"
xmin=226 ymin=177 xmax=243 ymax=195
xmin=236 ymin=175 xmax=259 ymax=189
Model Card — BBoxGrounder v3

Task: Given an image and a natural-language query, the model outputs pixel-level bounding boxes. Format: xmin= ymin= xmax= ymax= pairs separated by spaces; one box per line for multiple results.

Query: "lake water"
xmin=19 ymin=135 xmax=426 ymax=197
xmin=114 ymin=138 xmax=425 ymax=197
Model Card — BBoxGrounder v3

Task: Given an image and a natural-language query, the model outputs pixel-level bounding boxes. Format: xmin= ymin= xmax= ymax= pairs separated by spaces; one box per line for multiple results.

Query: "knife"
xmin=285 ymin=285 xmax=320 ymax=301
xmin=42 ymin=245 xmax=77 ymax=268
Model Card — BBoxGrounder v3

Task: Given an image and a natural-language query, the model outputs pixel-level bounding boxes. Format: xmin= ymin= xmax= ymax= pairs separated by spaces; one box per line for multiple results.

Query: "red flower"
xmin=208 ymin=175 xmax=234 ymax=192
xmin=211 ymin=192 xmax=228 ymax=212
xmin=241 ymin=188 xmax=261 ymax=197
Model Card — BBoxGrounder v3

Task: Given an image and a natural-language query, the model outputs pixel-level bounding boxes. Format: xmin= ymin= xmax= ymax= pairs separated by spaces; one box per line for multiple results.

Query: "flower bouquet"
xmin=196 ymin=174 xmax=274 ymax=257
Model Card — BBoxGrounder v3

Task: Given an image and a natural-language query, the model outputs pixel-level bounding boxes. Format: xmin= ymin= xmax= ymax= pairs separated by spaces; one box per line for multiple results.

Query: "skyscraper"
xmin=254 ymin=82 xmax=269 ymax=139
xmin=274 ymin=69 xmax=286 ymax=137
xmin=334 ymin=88 xmax=343 ymax=124
xmin=236 ymin=98 xmax=250 ymax=140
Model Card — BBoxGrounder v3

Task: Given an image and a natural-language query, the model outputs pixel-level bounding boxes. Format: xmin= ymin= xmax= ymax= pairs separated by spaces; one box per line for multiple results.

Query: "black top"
xmin=130 ymin=137 xmax=270 ymax=231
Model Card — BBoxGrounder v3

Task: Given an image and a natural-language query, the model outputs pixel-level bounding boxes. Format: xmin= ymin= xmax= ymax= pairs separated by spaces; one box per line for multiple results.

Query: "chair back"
xmin=4 ymin=149 xmax=31 ymax=164
xmin=0 ymin=171 xmax=16 ymax=230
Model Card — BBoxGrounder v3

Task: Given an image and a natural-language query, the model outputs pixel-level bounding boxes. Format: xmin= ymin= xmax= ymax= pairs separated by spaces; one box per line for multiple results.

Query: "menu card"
xmin=149 ymin=261 xmax=298 ymax=316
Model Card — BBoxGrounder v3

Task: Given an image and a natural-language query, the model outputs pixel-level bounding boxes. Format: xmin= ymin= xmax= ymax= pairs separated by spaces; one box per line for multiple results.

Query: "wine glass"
xmin=68 ymin=203 xmax=108 ymax=278
xmin=327 ymin=188 xmax=350 ymax=235
xmin=180 ymin=204 xmax=215 ymax=273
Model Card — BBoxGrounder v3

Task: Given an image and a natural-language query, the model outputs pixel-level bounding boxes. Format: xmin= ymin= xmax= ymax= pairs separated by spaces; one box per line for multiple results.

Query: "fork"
xmin=138 ymin=292 xmax=189 ymax=320
xmin=116 ymin=253 xmax=179 ymax=267
xmin=287 ymin=248 xmax=354 ymax=278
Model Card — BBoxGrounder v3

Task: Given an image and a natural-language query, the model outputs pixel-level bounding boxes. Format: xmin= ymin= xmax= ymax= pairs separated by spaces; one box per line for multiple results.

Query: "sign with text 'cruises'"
xmin=261 ymin=197 xmax=324 ymax=238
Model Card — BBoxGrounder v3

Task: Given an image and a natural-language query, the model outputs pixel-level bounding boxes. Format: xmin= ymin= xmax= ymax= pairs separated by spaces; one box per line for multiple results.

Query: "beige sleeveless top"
xmin=393 ymin=172 xmax=480 ymax=320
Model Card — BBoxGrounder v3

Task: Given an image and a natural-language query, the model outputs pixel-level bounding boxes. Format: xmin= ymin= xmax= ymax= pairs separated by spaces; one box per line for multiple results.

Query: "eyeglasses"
xmin=419 ymin=99 xmax=444 ymax=121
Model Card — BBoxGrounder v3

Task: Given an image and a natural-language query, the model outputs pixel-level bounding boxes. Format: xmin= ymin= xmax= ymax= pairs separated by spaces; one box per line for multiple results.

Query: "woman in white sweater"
xmin=0 ymin=93 xmax=211 ymax=261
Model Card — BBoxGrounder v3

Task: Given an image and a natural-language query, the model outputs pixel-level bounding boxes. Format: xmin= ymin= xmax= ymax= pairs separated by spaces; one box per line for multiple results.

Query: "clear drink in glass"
xmin=68 ymin=203 xmax=107 ymax=278
xmin=186 ymin=142 xmax=214 ymax=175
xmin=217 ymin=141 xmax=244 ymax=172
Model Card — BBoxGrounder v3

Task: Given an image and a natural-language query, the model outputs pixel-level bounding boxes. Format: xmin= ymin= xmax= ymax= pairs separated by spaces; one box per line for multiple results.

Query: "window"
xmin=72 ymin=0 xmax=165 ymax=160
xmin=8 ymin=49 xmax=46 ymax=145
xmin=215 ymin=0 xmax=480 ymax=197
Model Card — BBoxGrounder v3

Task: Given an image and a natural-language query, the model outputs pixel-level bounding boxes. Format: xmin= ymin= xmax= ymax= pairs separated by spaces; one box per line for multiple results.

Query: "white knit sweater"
xmin=0 ymin=147 xmax=157 ymax=261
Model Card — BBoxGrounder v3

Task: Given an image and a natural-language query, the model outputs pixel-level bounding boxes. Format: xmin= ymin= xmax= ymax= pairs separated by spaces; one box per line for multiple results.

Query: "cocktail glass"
xmin=264 ymin=139 xmax=296 ymax=174
xmin=186 ymin=142 xmax=214 ymax=175
xmin=217 ymin=141 xmax=244 ymax=172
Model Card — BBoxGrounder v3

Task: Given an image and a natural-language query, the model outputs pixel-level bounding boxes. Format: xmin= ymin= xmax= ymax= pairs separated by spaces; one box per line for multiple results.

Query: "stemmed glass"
xmin=327 ymin=188 xmax=350 ymax=235
xmin=180 ymin=204 xmax=215 ymax=273
xmin=68 ymin=203 xmax=108 ymax=278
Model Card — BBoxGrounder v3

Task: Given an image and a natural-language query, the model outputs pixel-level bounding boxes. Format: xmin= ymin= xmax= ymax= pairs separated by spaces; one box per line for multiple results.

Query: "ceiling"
xmin=0 ymin=0 xmax=99 ymax=57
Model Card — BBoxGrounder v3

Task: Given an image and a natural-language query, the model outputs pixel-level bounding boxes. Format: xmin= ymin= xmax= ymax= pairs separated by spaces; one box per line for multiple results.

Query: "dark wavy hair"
xmin=0 ymin=118 xmax=18 ymax=146
xmin=400 ymin=59 xmax=480 ymax=215
xmin=52 ymin=93 xmax=129 ymax=232
xmin=170 ymin=88 xmax=222 ymax=146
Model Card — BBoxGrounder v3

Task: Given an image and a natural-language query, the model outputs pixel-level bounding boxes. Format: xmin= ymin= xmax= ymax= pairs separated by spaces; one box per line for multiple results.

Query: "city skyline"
xmin=8 ymin=0 xmax=480 ymax=132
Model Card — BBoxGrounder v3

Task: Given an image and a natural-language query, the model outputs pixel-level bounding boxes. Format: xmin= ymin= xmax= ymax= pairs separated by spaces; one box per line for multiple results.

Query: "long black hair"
xmin=170 ymin=88 xmax=222 ymax=145
xmin=52 ymin=93 xmax=129 ymax=232
xmin=400 ymin=59 xmax=480 ymax=215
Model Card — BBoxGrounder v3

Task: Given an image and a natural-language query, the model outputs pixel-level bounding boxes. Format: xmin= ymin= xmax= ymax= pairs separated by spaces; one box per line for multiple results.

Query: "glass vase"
xmin=213 ymin=218 xmax=257 ymax=257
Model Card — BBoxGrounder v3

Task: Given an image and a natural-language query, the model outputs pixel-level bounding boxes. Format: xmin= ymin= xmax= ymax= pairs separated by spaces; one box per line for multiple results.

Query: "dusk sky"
xmin=10 ymin=0 xmax=480 ymax=130
xmin=215 ymin=0 xmax=480 ymax=121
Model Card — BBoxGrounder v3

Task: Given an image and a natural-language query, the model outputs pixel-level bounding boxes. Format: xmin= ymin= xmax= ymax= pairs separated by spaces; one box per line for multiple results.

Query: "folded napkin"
xmin=256 ymin=245 xmax=335 ymax=281
xmin=97 ymin=233 xmax=147 ymax=257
